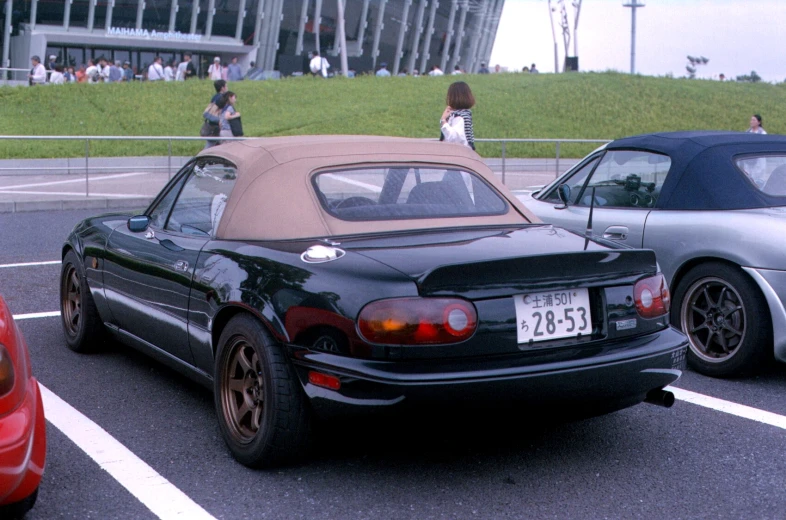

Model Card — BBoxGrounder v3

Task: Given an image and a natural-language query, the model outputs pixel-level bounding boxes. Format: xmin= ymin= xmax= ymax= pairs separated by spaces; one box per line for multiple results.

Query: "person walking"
xmin=217 ymin=91 xmax=242 ymax=140
xmin=28 ymin=55 xmax=47 ymax=85
xmin=746 ymin=114 xmax=767 ymax=134
xmin=439 ymin=81 xmax=476 ymax=150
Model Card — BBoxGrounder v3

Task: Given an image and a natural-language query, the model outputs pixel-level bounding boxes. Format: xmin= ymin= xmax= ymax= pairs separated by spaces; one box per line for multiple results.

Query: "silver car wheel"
xmin=680 ymin=276 xmax=746 ymax=364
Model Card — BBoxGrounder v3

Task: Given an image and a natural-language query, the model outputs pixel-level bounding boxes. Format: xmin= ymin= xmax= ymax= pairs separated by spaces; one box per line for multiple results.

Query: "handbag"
xmin=229 ymin=116 xmax=244 ymax=137
xmin=200 ymin=120 xmax=220 ymax=137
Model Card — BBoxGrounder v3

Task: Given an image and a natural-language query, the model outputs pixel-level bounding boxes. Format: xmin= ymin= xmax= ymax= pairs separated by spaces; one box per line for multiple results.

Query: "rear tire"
xmin=671 ymin=263 xmax=771 ymax=377
xmin=214 ymin=314 xmax=311 ymax=468
xmin=60 ymin=250 xmax=104 ymax=353
xmin=0 ymin=487 xmax=38 ymax=519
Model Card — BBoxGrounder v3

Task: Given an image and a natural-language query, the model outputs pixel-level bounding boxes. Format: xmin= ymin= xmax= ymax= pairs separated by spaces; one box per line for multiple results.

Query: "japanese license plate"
xmin=514 ymin=289 xmax=592 ymax=344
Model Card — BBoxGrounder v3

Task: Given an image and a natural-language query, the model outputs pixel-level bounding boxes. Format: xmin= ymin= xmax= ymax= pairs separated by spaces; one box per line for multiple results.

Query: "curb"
xmin=1 ymin=197 xmax=153 ymax=214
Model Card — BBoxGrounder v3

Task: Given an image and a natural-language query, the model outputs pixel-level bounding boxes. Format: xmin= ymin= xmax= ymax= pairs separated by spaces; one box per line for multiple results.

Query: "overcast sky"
xmin=490 ymin=0 xmax=785 ymax=82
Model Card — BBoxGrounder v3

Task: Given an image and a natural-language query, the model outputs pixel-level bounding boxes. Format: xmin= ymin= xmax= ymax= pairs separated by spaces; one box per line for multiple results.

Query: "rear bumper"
xmin=290 ymin=327 xmax=688 ymax=417
xmin=0 ymin=377 xmax=47 ymax=506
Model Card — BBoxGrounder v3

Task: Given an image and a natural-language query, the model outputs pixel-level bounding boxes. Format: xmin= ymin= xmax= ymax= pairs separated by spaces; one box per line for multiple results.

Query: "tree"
xmin=736 ymin=71 xmax=762 ymax=83
xmin=685 ymin=55 xmax=709 ymax=79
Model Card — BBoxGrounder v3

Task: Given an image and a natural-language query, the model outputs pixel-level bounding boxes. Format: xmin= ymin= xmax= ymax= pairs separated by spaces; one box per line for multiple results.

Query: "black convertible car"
xmin=60 ymin=136 xmax=687 ymax=467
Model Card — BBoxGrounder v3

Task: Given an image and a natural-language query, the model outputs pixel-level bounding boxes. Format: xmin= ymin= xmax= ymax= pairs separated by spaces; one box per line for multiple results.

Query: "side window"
xmin=576 ymin=150 xmax=671 ymax=208
xmin=165 ymin=161 xmax=238 ymax=236
xmin=736 ymin=155 xmax=786 ymax=195
xmin=148 ymin=165 xmax=192 ymax=229
xmin=542 ymin=156 xmax=600 ymax=203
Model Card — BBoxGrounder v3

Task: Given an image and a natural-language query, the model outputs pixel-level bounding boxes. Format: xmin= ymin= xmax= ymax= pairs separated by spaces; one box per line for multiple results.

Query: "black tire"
xmin=214 ymin=314 xmax=311 ymax=468
xmin=671 ymin=262 xmax=772 ymax=377
xmin=0 ymin=487 xmax=38 ymax=519
xmin=60 ymin=250 xmax=104 ymax=353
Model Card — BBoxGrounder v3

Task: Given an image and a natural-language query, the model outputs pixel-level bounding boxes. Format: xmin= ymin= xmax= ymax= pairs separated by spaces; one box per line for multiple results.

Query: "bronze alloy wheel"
xmin=61 ymin=263 xmax=82 ymax=339
xmin=219 ymin=336 xmax=265 ymax=444
xmin=680 ymin=276 xmax=746 ymax=363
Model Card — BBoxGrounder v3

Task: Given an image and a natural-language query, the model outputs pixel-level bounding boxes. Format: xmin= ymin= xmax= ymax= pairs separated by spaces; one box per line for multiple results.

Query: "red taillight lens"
xmin=358 ymin=298 xmax=478 ymax=345
xmin=634 ymin=273 xmax=670 ymax=318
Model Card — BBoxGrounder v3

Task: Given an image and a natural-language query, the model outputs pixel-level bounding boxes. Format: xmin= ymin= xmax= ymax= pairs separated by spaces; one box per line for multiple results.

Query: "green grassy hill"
xmin=1 ymin=72 xmax=784 ymax=159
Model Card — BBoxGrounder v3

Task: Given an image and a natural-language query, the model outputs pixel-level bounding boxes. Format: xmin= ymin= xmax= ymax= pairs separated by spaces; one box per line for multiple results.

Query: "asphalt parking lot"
xmin=3 ymin=208 xmax=786 ymax=520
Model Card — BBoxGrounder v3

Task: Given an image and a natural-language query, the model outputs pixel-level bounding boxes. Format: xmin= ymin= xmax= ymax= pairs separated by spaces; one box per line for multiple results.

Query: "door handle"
xmin=603 ymin=225 xmax=629 ymax=241
xmin=159 ymin=239 xmax=185 ymax=252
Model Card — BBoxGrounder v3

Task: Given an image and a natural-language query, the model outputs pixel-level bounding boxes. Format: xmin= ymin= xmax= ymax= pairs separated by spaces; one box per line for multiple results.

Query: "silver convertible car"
xmin=517 ymin=131 xmax=786 ymax=377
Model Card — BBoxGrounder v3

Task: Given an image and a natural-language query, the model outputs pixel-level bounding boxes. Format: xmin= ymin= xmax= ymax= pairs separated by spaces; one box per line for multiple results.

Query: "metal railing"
xmin=0 ymin=135 xmax=611 ymax=198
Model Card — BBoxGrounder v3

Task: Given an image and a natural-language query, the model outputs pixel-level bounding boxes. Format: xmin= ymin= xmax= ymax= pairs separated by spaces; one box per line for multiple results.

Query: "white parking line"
xmin=667 ymin=386 xmax=786 ymax=430
xmin=0 ymin=171 xmax=151 ymax=192
xmin=0 ymin=260 xmax=60 ymax=269
xmin=39 ymin=383 xmax=217 ymax=520
xmin=13 ymin=311 xmax=61 ymax=320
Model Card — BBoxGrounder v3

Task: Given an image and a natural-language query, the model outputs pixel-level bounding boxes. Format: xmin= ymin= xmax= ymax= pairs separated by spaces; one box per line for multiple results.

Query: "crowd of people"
xmin=26 ymin=53 xmax=259 ymax=85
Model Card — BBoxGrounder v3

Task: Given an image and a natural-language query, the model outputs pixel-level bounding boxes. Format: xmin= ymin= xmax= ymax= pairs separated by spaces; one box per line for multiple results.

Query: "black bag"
xmin=229 ymin=117 xmax=244 ymax=137
xmin=200 ymin=120 xmax=220 ymax=137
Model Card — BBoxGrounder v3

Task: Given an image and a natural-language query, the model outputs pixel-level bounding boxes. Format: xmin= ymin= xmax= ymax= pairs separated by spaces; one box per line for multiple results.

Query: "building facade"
xmin=2 ymin=0 xmax=504 ymax=77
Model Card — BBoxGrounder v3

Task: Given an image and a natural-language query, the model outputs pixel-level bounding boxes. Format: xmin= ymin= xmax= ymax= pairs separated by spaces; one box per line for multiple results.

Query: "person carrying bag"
xmin=201 ymin=102 xmax=221 ymax=148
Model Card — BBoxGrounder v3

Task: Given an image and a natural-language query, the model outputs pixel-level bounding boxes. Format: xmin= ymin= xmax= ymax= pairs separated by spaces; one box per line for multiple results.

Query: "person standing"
xmin=439 ymin=81 xmax=476 ymax=150
xmin=164 ymin=60 xmax=175 ymax=81
xmin=85 ymin=59 xmax=101 ymax=83
xmin=309 ymin=51 xmax=330 ymax=78
xmin=177 ymin=53 xmax=196 ymax=80
xmin=122 ymin=61 xmax=134 ymax=82
xmin=108 ymin=60 xmax=123 ymax=83
xmin=746 ymin=114 xmax=767 ymax=134
xmin=529 ymin=63 xmax=539 ymax=74
xmin=428 ymin=64 xmax=444 ymax=76
xmin=47 ymin=54 xmax=58 ymax=71
xmin=478 ymin=63 xmax=490 ymax=74
xmin=148 ymin=57 xmax=165 ymax=81
xmin=49 ymin=65 xmax=65 ymax=84
xmin=208 ymin=57 xmax=223 ymax=80
xmin=227 ymin=57 xmax=243 ymax=81
xmin=375 ymin=62 xmax=391 ymax=77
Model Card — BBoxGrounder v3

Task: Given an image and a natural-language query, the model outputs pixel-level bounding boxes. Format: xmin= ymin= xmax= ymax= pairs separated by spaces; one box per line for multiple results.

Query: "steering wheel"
xmin=334 ymin=196 xmax=376 ymax=210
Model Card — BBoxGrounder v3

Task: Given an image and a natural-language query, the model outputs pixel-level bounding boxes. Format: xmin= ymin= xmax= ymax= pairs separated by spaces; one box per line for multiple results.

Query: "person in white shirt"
xmin=439 ymin=81 xmax=476 ymax=150
xmin=28 ymin=56 xmax=47 ymax=85
xmin=85 ymin=59 xmax=100 ymax=83
xmin=99 ymin=58 xmax=111 ymax=82
xmin=309 ymin=51 xmax=330 ymax=78
xmin=164 ymin=60 xmax=175 ymax=81
xmin=375 ymin=62 xmax=391 ymax=77
xmin=451 ymin=65 xmax=462 ymax=75
xmin=49 ymin=65 xmax=66 ymax=85
xmin=746 ymin=114 xmax=767 ymax=134
xmin=208 ymin=57 xmax=223 ymax=80
xmin=428 ymin=64 xmax=444 ymax=77
xmin=147 ymin=57 xmax=165 ymax=81
xmin=176 ymin=59 xmax=187 ymax=81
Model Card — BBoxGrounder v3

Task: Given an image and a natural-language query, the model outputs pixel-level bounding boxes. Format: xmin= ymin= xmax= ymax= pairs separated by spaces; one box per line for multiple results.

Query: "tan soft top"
xmin=198 ymin=135 xmax=539 ymax=240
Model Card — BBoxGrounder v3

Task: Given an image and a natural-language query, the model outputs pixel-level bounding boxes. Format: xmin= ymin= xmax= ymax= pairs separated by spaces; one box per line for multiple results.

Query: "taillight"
xmin=0 ymin=344 xmax=15 ymax=397
xmin=634 ymin=273 xmax=670 ymax=318
xmin=358 ymin=297 xmax=478 ymax=345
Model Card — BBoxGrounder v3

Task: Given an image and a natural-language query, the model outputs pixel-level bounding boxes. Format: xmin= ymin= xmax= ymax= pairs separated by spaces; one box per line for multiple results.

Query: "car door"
xmin=102 ymin=158 xmax=237 ymax=363
xmin=530 ymin=150 xmax=672 ymax=248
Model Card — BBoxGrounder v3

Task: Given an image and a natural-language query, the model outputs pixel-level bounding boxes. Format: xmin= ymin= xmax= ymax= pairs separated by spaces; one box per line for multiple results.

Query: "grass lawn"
xmin=1 ymin=72 xmax=784 ymax=159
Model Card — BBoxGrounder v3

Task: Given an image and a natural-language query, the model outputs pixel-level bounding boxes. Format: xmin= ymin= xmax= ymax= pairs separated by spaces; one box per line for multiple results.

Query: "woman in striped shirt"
xmin=440 ymin=81 xmax=476 ymax=150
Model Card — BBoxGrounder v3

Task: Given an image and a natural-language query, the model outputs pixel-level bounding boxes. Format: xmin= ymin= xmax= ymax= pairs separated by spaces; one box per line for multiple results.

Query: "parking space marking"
xmin=13 ymin=311 xmax=61 ymax=320
xmin=0 ymin=189 xmax=144 ymax=198
xmin=668 ymin=386 xmax=786 ymax=430
xmin=0 ymin=171 xmax=151 ymax=192
xmin=0 ymin=260 xmax=60 ymax=268
xmin=39 ymin=383 xmax=217 ymax=520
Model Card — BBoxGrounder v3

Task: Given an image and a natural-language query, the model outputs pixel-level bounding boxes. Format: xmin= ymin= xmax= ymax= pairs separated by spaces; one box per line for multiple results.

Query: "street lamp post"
xmin=623 ymin=0 xmax=645 ymax=74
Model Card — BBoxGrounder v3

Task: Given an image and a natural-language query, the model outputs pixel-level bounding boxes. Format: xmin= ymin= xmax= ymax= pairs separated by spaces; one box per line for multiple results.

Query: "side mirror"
xmin=556 ymin=184 xmax=571 ymax=209
xmin=127 ymin=215 xmax=151 ymax=233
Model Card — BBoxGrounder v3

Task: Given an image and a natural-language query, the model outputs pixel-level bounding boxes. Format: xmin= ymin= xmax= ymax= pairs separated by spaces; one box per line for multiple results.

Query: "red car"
xmin=0 ymin=296 xmax=46 ymax=518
